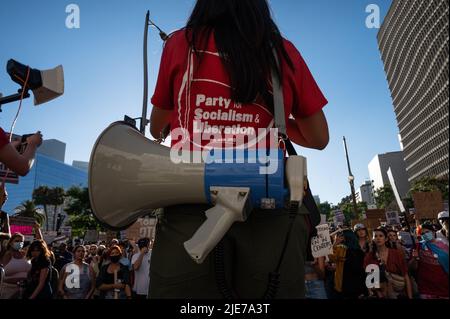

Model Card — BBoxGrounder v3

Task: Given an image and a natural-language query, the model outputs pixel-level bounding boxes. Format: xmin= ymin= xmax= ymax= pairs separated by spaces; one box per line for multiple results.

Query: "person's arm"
xmin=287 ymin=111 xmax=329 ymax=150
xmin=405 ymin=273 xmax=413 ymax=299
xmin=96 ymin=266 xmax=123 ymax=291
xmin=315 ymin=257 xmax=326 ymax=280
xmin=133 ymin=248 xmax=149 ymax=271
xmin=125 ymin=284 xmax=132 ymax=299
xmin=408 ymin=249 xmax=419 ymax=271
xmin=29 ymin=267 xmax=49 ymax=299
xmin=0 ymin=212 xmax=11 ymax=239
xmin=33 ymin=222 xmax=43 ymax=240
xmin=86 ymin=265 xmax=96 ymax=299
xmin=58 ymin=265 xmax=68 ymax=299
xmin=149 ymin=107 xmax=172 ymax=140
xmin=0 ymin=133 xmax=42 ymax=177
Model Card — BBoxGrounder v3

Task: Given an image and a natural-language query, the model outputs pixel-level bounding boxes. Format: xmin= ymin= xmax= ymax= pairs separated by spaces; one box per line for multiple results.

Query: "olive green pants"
xmin=149 ymin=204 xmax=310 ymax=299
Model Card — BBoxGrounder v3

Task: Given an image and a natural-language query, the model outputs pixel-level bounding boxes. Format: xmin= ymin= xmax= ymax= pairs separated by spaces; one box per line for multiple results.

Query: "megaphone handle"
xmin=184 ymin=205 xmax=238 ymax=264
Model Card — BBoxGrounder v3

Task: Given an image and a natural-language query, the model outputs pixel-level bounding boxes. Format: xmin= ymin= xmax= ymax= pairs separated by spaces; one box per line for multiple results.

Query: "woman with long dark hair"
xmin=150 ymin=0 xmax=329 ymax=298
xmin=364 ymin=227 xmax=413 ymax=299
xmin=24 ymin=240 xmax=53 ymax=299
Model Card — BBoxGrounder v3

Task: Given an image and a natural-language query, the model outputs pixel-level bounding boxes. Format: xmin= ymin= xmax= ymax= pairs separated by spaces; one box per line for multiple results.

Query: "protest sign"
xmin=84 ymin=230 xmax=99 ymax=243
xmin=311 ymin=224 xmax=333 ymax=258
xmin=413 ymin=191 xmax=444 ymax=220
xmin=385 ymin=211 xmax=401 ymax=226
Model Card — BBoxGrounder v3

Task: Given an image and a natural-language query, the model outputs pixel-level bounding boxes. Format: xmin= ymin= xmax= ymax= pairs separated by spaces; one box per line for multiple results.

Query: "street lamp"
xmin=343 ymin=137 xmax=359 ymax=217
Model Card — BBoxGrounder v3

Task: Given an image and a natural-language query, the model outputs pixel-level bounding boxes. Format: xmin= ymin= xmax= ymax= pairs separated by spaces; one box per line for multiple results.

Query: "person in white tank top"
xmin=0 ymin=233 xmax=31 ymax=299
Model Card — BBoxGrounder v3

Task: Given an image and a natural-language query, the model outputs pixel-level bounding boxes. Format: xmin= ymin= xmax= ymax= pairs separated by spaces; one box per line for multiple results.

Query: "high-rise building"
xmin=369 ymin=151 xmax=410 ymax=198
xmin=3 ymin=139 xmax=88 ymax=229
xmin=378 ymin=0 xmax=449 ymax=182
xmin=72 ymin=160 xmax=89 ymax=172
xmin=356 ymin=181 xmax=375 ymax=205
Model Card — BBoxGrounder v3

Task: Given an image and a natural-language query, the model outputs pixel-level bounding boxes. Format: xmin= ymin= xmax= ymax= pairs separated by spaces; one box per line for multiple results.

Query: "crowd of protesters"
xmin=1 ymin=209 xmax=448 ymax=300
xmin=0 ymin=215 xmax=153 ymax=299
xmin=304 ymin=210 xmax=449 ymax=299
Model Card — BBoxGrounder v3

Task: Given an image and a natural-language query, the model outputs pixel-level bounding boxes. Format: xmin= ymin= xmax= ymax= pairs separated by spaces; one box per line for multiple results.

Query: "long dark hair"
xmin=26 ymin=239 xmax=52 ymax=264
xmin=371 ymin=228 xmax=392 ymax=259
xmin=186 ymin=0 xmax=294 ymax=110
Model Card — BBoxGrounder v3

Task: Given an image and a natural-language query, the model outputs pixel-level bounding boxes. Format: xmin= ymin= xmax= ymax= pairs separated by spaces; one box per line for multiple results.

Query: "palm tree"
xmin=49 ymin=187 xmax=65 ymax=231
xmin=14 ymin=200 xmax=46 ymax=226
xmin=33 ymin=186 xmax=51 ymax=230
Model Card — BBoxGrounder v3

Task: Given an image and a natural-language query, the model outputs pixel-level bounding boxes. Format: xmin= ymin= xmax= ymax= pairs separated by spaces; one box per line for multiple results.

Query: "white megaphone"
xmin=89 ymin=122 xmax=307 ymax=264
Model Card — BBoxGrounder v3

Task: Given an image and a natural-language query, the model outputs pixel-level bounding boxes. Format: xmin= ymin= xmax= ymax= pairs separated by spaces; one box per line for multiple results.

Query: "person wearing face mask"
xmin=436 ymin=211 xmax=449 ymax=246
xmin=0 ymin=233 xmax=31 ymax=299
xmin=409 ymin=222 xmax=449 ymax=299
xmin=96 ymin=245 xmax=132 ymax=299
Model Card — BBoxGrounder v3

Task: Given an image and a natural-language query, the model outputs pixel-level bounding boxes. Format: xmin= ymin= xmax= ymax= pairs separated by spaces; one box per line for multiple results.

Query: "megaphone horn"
xmin=88 ymin=122 xmax=206 ymax=230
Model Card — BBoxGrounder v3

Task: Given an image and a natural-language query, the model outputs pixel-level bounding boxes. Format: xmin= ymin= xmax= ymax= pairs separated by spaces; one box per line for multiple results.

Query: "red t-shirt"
xmin=0 ymin=127 xmax=10 ymax=150
xmin=364 ymin=248 xmax=408 ymax=276
xmin=151 ymin=29 xmax=327 ymax=151
xmin=417 ymin=241 xmax=449 ymax=297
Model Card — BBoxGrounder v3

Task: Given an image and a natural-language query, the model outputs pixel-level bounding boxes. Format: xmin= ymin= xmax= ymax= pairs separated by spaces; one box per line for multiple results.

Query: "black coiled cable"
xmin=262 ymin=200 xmax=299 ymax=299
xmin=214 ymin=241 xmax=237 ymax=299
xmin=214 ymin=201 xmax=300 ymax=300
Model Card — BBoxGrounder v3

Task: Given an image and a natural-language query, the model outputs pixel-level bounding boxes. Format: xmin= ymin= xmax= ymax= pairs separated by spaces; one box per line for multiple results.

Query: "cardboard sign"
xmin=42 ymin=231 xmax=58 ymax=244
xmin=10 ymin=225 xmax=33 ymax=235
xmin=124 ymin=217 xmax=157 ymax=240
xmin=398 ymin=231 xmax=414 ymax=248
xmin=9 ymin=216 xmax=35 ymax=226
xmin=311 ymin=224 xmax=333 ymax=258
xmin=413 ymin=191 xmax=444 ymax=220
xmin=84 ymin=230 xmax=99 ymax=243
xmin=332 ymin=210 xmax=345 ymax=227
xmin=385 ymin=211 xmax=401 ymax=226
xmin=365 ymin=209 xmax=386 ymax=221
xmin=60 ymin=226 xmax=72 ymax=238
xmin=98 ymin=232 xmax=107 ymax=243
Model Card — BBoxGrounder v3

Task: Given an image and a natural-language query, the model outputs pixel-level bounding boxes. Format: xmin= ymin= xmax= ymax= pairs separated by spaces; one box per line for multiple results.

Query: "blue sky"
xmin=0 ymin=0 xmax=397 ymax=205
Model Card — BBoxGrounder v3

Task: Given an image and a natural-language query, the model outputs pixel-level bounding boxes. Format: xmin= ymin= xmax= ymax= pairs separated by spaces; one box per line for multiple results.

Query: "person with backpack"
xmin=149 ymin=0 xmax=329 ymax=299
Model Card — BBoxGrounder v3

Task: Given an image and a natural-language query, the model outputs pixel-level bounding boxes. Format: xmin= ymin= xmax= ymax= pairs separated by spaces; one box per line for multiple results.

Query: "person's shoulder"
xmin=36 ymin=257 xmax=51 ymax=268
xmin=389 ymin=248 xmax=404 ymax=259
xmin=164 ymin=29 xmax=187 ymax=48
xmin=433 ymin=239 xmax=449 ymax=250
xmin=119 ymin=263 xmax=130 ymax=272
xmin=131 ymin=252 xmax=140 ymax=261
xmin=282 ymin=38 xmax=302 ymax=58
